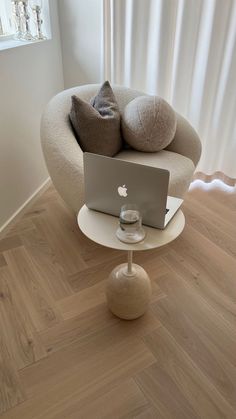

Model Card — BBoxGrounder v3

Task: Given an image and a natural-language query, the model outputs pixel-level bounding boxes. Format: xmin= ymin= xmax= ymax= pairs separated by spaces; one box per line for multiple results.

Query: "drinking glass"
xmin=116 ymin=204 xmax=146 ymax=243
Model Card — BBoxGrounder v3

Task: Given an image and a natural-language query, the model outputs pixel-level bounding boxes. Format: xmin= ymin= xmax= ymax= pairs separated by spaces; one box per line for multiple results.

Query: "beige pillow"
xmin=69 ymin=81 xmax=122 ymax=157
xmin=121 ymin=96 xmax=177 ymax=152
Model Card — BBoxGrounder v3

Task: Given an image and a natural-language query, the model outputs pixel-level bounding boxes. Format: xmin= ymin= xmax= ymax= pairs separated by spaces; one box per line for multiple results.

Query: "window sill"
xmin=0 ymin=36 xmax=50 ymax=52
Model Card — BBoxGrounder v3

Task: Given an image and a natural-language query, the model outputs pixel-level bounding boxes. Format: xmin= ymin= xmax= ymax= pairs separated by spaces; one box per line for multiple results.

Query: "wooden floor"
xmin=0 ymin=181 xmax=236 ymax=418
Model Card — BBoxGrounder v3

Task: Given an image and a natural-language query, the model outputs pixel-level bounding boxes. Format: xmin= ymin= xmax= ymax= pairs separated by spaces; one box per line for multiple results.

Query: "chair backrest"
xmin=41 ymin=83 xmax=144 ymax=152
xmin=49 ymin=84 xmax=144 ymax=117
xmin=41 ymin=83 xmax=144 ymax=164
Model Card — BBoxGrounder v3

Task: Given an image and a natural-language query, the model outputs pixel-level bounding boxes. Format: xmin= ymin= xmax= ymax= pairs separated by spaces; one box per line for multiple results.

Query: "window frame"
xmin=0 ymin=0 xmax=51 ymax=51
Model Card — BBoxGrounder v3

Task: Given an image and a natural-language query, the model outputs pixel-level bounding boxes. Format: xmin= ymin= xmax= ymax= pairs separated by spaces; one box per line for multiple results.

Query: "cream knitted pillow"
xmin=121 ymin=96 xmax=177 ymax=152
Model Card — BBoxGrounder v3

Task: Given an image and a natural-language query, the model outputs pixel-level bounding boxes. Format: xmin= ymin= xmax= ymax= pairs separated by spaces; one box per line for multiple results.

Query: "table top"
xmin=77 ymin=205 xmax=185 ymax=252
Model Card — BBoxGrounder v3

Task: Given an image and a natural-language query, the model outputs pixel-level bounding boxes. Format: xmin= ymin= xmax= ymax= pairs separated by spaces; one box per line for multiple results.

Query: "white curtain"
xmin=103 ymin=0 xmax=236 ymax=181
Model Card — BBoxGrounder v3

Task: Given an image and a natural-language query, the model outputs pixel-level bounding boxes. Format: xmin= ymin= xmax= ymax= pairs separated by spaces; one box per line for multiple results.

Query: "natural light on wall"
xmin=0 ymin=0 xmax=51 ymax=50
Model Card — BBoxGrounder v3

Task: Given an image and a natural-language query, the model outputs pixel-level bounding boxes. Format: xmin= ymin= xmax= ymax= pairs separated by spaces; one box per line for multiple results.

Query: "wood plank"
xmin=190 ymin=181 xmax=236 ymax=210
xmin=0 ymin=267 xmax=47 ymax=369
xmin=0 ymin=253 xmax=7 ymax=267
xmin=23 ymin=207 xmax=47 ymax=219
xmin=33 ymin=206 xmax=87 ymax=276
xmin=79 ymin=241 xmax=123 ymax=268
xmin=0 ymin=336 xmax=25 ymax=414
xmin=20 ymin=325 xmax=155 ymax=398
xmin=0 ymin=236 xmax=22 ymax=253
xmin=163 ymin=250 xmax=236 ymax=327
xmin=57 ymin=279 xmax=107 ymax=320
xmin=4 ymin=217 xmax=35 ymax=238
xmin=2 ymin=335 xmax=155 ymax=419
xmin=39 ymin=302 xmax=119 ymax=354
xmin=137 ymin=251 xmax=170 ymax=303
xmin=40 ymin=304 xmax=160 ymax=354
xmin=42 ymin=379 xmax=149 ymax=419
xmin=182 ymin=202 xmax=236 ymax=258
xmin=51 ymin=198 xmax=123 ymax=267
xmin=58 ymin=273 xmax=165 ymax=321
xmin=20 ymin=227 xmax=72 ymax=301
xmin=136 ymin=362 xmax=199 ymax=419
xmin=169 ymin=224 xmax=236 ymax=307
xmin=144 ymin=327 xmax=235 ymax=419
xmin=186 ymin=187 xmax=236 ymax=226
xmin=82 ymin=236 xmax=170 ymax=269
xmin=4 ymin=247 xmax=62 ymax=332
xmin=153 ymin=272 xmax=236 ymax=367
xmin=68 ymin=251 xmax=168 ymax=304
xmin=131 ymin=406 xmax=160 ymax=419
xmin=151 ymin=295 xmax=236 ymax=409
xmin=133 ymin=248 xmax=171 ymax=278
xmin=207 ymin=186 xmax=236 ymax=210
xmin=44 ymin=196 xmax=108 ymax=266
xmin=68 ymin=253 xmax=126 ymax=292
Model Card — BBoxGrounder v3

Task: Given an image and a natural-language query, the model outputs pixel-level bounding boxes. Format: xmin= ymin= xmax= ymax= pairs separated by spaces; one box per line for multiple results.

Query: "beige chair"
xmin=41 ymin=84 xmax=201 ymax=214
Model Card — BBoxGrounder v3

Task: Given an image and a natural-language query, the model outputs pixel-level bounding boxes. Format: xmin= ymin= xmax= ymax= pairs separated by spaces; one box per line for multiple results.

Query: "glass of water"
xmin=116 ymin=204 xmax=146 ymax=243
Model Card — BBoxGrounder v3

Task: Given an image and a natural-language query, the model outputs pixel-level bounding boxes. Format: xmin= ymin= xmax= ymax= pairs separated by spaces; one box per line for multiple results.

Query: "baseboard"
xmin=0 ymin=177 xmax=51 ymax=239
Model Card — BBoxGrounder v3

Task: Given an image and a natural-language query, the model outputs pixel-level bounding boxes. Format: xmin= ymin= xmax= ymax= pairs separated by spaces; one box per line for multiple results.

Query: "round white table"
xmin=78 ymin=205 xmax=185 ymax=320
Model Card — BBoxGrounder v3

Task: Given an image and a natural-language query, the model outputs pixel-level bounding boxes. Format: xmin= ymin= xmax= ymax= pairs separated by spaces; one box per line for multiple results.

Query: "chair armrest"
xmin=165 ymin=113 xmax=202 ymax=167
xmin=40 ymin=93 xmax=84 ymax=213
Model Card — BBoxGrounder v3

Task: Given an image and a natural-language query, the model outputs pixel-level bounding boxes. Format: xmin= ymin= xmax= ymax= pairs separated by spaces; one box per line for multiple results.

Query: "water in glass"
xmin=116 ymin=205 xmax=145 ymax=243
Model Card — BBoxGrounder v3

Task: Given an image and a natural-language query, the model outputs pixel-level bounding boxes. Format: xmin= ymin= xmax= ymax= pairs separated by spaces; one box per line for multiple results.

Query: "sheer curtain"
xmin=103 ymin=0 xmax=236 ymax=184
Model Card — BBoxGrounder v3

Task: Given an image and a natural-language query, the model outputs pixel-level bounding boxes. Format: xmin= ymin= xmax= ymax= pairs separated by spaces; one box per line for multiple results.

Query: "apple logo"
xmin=118 ymin=184 xmax=128 ymax=197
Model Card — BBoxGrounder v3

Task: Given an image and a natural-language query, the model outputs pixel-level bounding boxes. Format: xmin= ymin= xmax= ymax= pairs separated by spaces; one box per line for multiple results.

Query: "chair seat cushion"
xmin=114 ymin=149 xmax=195 ymax=198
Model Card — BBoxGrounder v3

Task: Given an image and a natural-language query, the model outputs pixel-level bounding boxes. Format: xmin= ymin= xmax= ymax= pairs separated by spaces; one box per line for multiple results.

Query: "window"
xmin=0 ymin=0 xmax=13 ymax=36
xmin=0 ymin=0 xmax=51 ymax=50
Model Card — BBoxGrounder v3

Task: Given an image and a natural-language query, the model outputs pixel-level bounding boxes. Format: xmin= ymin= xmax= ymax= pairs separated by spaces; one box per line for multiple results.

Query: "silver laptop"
xmin=83 ymin=152 xmax=183 ymax=229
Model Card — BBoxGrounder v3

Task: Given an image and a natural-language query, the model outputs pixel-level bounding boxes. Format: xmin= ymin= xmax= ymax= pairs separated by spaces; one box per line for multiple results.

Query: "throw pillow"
xmin=121 ymin=95 xmax=177 ymax=152
xmin=69 ymin=81 xmax=122 ymax=157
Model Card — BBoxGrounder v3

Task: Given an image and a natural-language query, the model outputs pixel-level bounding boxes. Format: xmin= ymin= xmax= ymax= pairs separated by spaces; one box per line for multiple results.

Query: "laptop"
xmin=83 ymin=152 xmax=183 ymax=229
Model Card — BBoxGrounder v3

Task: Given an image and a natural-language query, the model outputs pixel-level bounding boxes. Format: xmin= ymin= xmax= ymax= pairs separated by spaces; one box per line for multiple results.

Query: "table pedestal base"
xmin=106 ymin=262 xmax=151 ymax=320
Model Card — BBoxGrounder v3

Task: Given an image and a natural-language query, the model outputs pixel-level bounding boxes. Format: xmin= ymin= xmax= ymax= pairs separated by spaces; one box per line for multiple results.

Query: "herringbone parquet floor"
xmin=0 ymin=181 xmax=236 ymax=418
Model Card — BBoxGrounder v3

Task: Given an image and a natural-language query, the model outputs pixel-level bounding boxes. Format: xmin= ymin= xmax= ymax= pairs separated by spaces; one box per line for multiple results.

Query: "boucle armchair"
xmin=41 ymin=84 xmax=201 ymax=214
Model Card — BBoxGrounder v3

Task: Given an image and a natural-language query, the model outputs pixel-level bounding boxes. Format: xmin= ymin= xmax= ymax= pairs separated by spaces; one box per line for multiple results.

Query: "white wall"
xmin=58 ymin=0 xmax=103 ymax=88
xmin=0 ymin=0 xmax=64 ymax=230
